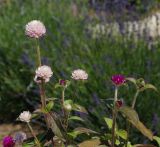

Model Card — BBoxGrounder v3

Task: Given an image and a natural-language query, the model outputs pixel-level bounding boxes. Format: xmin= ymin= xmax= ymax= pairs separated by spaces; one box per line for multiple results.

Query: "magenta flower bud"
xmin=116 ymin=100 xmax=123 ymax=108
xmin=59 ymin=79 xmax=66 ymax=86
xmin=3 ymin=136 xmax=15 ymax=147
xmin=111 ymin=74 xmax=126 ymax=86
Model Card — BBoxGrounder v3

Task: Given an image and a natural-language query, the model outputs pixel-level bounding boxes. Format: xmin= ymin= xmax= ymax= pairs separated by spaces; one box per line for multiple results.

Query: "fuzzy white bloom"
xmin=25 ymin=20 xmax=46 ymax=38
xmin=19 ymin=111 xmax=31 ymax=123
xmin=34 ymin=65 xmax=53 ymax=83
xmin=71 ymin=69 xmax=88 ymax=80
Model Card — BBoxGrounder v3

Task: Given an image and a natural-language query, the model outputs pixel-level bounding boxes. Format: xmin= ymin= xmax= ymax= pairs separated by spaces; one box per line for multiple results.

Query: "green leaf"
xmin=72 ymin=104 xmax=88 ymax=114
xmin=68 ymin=127 xmax=98 ymax=139
xmin=116 ymin=130 xmax=127 ymax=140
xmin=119 ymin=106 xmax=153 ymax=140
xmin=140 ymin=84 xmax=158 ymax=92
xmin=153 ymin=136 xmax=160 ymax=146
xmin=126 ymin=77 xmax=137 ymax=85
xmin=104 ymin=117 xmax=113 ymax=130
xmin=47 ymin=113 xmax=63 ymax=138
xmin=74 ymin=127 xmax=98 ymax=135
xmin=78 ymin=139 xmax=101 ymax=147
xmin=55 ymin=83 xmax=62 ymax=88
xmin=115 ymin=139 xmax=120 ymax=145
xmin=125 ymin=142 xmax=133 ymax=147
xmin=119 ymin=106 xmax=139 ymax=124
xmin=45 ymin=101 xmax=54 ymax=112
xmin=67 ymin=131 xmax=79 ymax=139
xmin=130 ymin=120 xmax=153 ymax=140
xmin=68 ymin=116 xmax=84 ymax=122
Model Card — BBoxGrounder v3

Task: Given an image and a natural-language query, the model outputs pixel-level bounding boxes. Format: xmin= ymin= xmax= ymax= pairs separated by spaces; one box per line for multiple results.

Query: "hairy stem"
xmin=125 ymin=90 xmax=139 ymax=147
xmin=27 ymin=123 xmax=41 ymax=147
xmin=36 ymin=39 xmax=41 ymax=66
xmin=111 ymin=86 xmax=118 ymax=147
xmin=131 ymin=90 xmax=139 ymax=109
xmin=35 ymin=40 xmax=54 ymax=146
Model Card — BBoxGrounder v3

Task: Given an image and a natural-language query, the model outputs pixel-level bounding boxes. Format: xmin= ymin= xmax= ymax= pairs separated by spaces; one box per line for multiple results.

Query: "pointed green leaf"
xmin=68 ymin=127 xmax=98 ymax=138
xmin=116 ymin=130 xmax=127 ymax=140
xmin=78 ymin=139 xmax=101 ymax=147
xmin=140 ymin=84 xmax=158 ymax=92
xmin=104 ymin=117 xmax=112 ymax=130
xmin=74 ymin=127 xmax=98 ymax=135
xmin=119 ymin=106 xmax=139 ymax=124
xmin=129 ymin=121 xmax=153 ymax=140
xmin=72 ymin=104 xmax=88 ymax=114
xmin=126 ymin=77 xmax=136 ymax=85
xmin=153 ymin=136 xmax=160 ymax=146
xmin=45 ymin=101 xmax=54 ymax=112
xmin=47 ymin=113 xmax=63 ymax=138
xmin=68 ymin=116 xmax=84 ymax=122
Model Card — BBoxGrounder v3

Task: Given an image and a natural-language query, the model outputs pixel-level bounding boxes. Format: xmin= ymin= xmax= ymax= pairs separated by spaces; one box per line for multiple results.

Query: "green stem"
xmin=125 ymin=90 xmax=139 ymax=147
xmin=27 ymin=123 xmax=41 ymax=147
xmin=111 ymin=86 xmax=118 ymax=147
xmin=61 ymin=88 xmax=68 ymax=130
xmin=131 ymin=90 xmax=139 ymax=109
xmin=35 ymin=39 xmax=41 ymax=66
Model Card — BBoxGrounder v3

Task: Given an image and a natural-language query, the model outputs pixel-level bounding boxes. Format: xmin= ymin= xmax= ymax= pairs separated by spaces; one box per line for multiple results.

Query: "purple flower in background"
xmin=21 ymin=52 xmax=34 ymax=67
xmin=3 ymin=136 xmax=15 ymax=147
xmin=14 ymin=131 xmax=27 ymax=143
xmin=111 ymin=74 xmax=126 ymax=86
xmin=92 ymin=93 xmax=100 ymax=105
xmin=41 ymin=57 xmax=49 ymax=65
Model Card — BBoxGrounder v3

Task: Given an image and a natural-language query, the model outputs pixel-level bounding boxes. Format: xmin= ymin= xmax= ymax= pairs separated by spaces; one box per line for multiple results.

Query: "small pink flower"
xmin=3 ymin=136 xmax=15 ymax=147
xmin=111 ymin=74 xmax=126 ymax=86
xmin=25 ymin=20 xmax=46 ymax=38
xmin=71 ymin=69 xmax=88 ymax=80
xmin=34 ymin=65 xmax=53 ymax=83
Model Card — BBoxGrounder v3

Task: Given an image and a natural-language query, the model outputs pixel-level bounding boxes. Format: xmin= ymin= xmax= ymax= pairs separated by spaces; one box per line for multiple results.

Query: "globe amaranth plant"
xmin=2 ymin=19 xmax=160 ymax=147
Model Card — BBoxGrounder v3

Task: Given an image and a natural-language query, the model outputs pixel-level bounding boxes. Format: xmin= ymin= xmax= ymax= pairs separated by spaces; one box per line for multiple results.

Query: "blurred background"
xmin=0 ymin=0 xmax=160 ymax=144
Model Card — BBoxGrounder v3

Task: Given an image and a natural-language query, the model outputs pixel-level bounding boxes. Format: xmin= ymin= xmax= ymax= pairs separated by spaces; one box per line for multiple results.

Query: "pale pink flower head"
xmin=3 ymin=136 xmax=15 ymax=147
xmin=71 ymin=69 xmax=88 ymax=80
xmin=34 ymin=65 xmax=53 ymax=83
xmin=19 ymin=111 xmax=31 ymax=123
xmin=25 ymin=20 xmax=46 ymax=38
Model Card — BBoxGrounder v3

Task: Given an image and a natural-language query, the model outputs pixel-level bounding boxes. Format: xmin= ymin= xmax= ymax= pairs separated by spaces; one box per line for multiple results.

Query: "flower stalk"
xmin=27 ymin=123 xmax=41 ymax=147
xmin=35 ymin=39 xmax=41 ymax=66
xmin=111 ymin=86 xmax=118 ymax=147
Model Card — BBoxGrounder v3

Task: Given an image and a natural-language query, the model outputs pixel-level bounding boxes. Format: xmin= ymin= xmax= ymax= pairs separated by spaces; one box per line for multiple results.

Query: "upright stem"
xmin=35 ymin=39 xmax=54 ymax=146
xmin=125 ymin=90 xmax=139 ymax=147
xmin=61 ymin=88 xmax=68 ymax=130
xmin=131 ymin=90 xmax=139 ymax=109
xmin=35 ymin=39 xmax=41 ymax=66
xmin=27 ymin=123 xmax=41 ymax=147
xmin=111 ymin=86 xmax=118 ymax=147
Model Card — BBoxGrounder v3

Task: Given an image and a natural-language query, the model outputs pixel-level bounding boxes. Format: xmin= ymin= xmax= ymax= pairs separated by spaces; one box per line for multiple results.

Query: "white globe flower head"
xmin=25 ymin=20 xmax=46 ymax=38
xmin=19 ymin=111 xmax=31 ymax=123
xmin=34 ymin=65 xmax=53 ymax=83
xmin=71 ymin=69 xmax=88 ymax=80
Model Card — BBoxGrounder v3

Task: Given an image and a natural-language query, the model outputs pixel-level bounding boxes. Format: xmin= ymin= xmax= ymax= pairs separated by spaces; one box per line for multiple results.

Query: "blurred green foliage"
xmin=0 ymin=0 xmax=160 ymax=144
